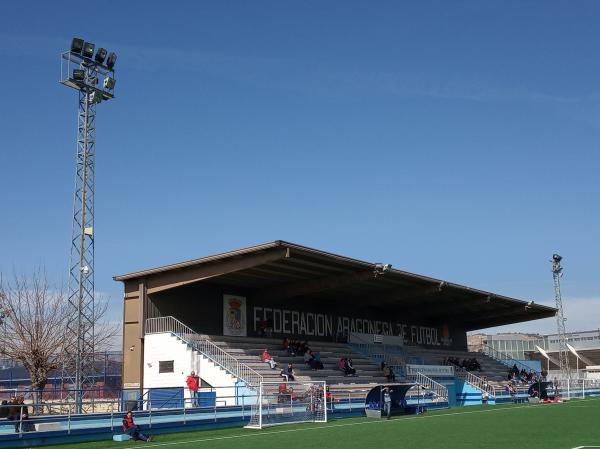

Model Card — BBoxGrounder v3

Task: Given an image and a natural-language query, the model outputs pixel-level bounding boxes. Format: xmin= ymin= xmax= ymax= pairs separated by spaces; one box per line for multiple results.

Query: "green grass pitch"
xmin=42 ymin=398 xmax=600 ymax=449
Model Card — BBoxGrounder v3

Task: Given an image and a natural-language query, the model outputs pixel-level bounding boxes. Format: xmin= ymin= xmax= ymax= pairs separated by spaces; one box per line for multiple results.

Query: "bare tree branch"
xmin=0 ymin=270 xmax=118 ymax=392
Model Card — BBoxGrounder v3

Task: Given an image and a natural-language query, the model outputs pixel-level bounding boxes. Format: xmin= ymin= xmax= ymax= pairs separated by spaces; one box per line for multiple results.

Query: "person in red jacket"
xmin=186 ymin=371 xmax=200 ymax=407
xmin=122 ymin=411 xmax=151 ymax=442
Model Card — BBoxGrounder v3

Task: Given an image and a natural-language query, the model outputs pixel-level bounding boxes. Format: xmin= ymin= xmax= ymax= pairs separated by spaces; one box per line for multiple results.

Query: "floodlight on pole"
xmin=551 ymin=253 xmax=572 ymax=384
xmin=71 ymin=38 xmax=84 ymax=54
xmin=60 ymin=37 xmax=117 ymax=413
xmin=94 ymin=48 xmax=107 ymax=64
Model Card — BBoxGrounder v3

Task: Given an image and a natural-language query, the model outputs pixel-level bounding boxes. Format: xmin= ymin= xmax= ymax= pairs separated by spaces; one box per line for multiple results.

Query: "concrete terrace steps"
xmin=203 ymin=335 xmax=389 ymax=386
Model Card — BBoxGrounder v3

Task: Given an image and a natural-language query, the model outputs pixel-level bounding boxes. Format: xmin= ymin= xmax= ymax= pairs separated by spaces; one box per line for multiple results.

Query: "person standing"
xmin=186 ymin=371 xmax=200 ymax=407
xmin=382 ymin=387 xmax=393 ymax=420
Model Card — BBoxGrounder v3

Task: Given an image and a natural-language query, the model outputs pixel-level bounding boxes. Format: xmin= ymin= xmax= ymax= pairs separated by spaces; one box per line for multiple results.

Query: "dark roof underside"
xmin=114 ymin=240 xmax=556 ymax=332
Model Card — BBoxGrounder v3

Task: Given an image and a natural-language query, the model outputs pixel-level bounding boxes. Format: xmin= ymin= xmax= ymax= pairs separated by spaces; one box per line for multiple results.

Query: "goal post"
xmin=246 ymin=381 xmax=327 ymax=429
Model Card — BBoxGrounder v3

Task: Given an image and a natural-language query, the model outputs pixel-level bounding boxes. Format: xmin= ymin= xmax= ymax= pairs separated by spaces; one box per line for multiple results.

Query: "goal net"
xmin=246 ymin=381 xmax=327 ymax=429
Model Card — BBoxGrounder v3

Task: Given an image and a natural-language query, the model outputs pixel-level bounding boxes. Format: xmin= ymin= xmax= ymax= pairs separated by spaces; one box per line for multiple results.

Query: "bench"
xmin=34 ymin=422 xmax=62 ymax=432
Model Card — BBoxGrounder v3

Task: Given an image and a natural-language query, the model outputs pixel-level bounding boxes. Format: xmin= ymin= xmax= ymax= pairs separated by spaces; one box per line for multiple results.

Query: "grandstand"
xmin=114 ymin=241 xmax=556 ymax=406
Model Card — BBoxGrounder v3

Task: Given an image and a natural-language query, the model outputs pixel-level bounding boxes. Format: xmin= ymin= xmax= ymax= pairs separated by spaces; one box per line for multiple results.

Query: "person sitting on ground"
xmin=123 ymin=411 xmax=152 ymax=442
xmin=344 ymin=358 xmax=357 ymax=376
xmin=261 ymin=348 xmax=277 ymax=369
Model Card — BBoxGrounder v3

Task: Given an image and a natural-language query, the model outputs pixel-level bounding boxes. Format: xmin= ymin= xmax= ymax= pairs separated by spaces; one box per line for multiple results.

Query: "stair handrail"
xmin=145 ymin=316 xmax=263 ymax=388
xmin=407 ymin=371 xmax=448 ymax=402
xmin=481 ymin=344 xmax=538 ymax=375
xmin=454 ymin=366 xmax=496 ymax=398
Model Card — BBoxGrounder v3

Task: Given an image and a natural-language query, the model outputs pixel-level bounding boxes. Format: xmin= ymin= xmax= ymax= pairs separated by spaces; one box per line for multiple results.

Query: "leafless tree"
xmin=0 ymin=270 xmax=119 ymax=399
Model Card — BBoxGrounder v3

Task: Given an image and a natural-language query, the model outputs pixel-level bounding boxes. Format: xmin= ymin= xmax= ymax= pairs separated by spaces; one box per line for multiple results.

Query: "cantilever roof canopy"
xmin=114 ymin=240 xmax=556 ymax=331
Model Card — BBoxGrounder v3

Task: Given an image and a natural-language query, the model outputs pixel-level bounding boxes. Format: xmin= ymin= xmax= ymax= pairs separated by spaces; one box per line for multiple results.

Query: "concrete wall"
xmin=143 ymin=333 xmax=237 ymax=406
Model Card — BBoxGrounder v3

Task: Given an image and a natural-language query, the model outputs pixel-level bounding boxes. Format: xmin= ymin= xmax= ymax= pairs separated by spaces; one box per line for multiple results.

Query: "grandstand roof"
xmin=114 ymin=240 xmax=556 ymax=331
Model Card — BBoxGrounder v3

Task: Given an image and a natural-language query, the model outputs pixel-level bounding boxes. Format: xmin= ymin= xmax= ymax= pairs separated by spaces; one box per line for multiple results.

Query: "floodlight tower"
xmin=60 ymin=38 xmax=117 ymax=412
xmin=551 ymin=253 xmax=571 ymax=383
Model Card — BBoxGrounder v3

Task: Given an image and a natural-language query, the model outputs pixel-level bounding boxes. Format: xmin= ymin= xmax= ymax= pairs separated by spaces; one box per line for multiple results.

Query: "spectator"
xmin=338 ymin=358 xmax=346 ymax=372
xmin=122 ymin=411 xmax=152 ymax=442
xmin=186 ymin=371 xmax=199 ymax=407
xmin=0 ymin=400 xmax=9 ymax=419
xmin=281 ymin=363 xmax=295 ymax=381
xmin=326 ymin=386 xmax=334 ymax=410
xmin=7 ymin=397 xmax=21 ymax=433
xmin=17 ymin=403 xmax=32 ymax=433
xmin=383 ymin=365 xmax=396 ymax=382
xmin=282 ymin=338 xmax=295 ymax=356
xmin=311 ymin=352 xmax=324 ymax=370
xmin=344 ymin=358 xmax=357 ymax=376
xmin=303 ymin=350 xmax=313 ymax=365
xmin=261 ymin=349 xmax=277 ymax=369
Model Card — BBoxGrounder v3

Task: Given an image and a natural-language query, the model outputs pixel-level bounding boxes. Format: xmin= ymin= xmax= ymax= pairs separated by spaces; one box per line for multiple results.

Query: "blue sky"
xmin=0 ymin=1 xmax=599 ymax=336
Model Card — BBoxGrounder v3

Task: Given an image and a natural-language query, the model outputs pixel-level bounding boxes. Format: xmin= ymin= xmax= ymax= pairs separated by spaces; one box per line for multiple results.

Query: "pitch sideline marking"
xmin=125 ymin=401 xmax=596 ymax=449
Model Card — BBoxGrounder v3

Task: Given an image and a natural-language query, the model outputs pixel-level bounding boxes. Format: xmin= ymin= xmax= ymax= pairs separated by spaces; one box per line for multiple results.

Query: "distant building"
xmin=469 ymin=329 xmax=600 ymax=370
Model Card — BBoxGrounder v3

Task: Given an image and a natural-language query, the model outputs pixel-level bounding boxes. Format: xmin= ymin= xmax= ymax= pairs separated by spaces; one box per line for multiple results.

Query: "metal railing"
xmin=406 ymin=372 xmax=448 ymax=403
xmin=349 ymin=343 xmax=406 ymax=376
xmin=481 ymin=344 xmax=537 ymax=375
xmin=454 ymin=367 xmax=496 ymax=399
xmin=145 ymin=317 xmax=263 ymax=388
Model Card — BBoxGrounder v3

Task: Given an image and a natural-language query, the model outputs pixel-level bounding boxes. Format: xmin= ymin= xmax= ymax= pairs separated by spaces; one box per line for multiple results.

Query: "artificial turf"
xmin=41 ymin=398 xmax=600 ymax=449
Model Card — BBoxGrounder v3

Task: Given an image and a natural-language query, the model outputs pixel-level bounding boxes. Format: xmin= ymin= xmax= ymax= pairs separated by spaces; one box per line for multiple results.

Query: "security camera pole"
xmin=60 ymin=38 xmax=117 ymax=413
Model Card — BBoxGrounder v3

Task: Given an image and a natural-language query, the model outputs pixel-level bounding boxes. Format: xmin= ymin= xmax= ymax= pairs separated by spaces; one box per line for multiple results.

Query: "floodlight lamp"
xmin=72 ymin=69 xmax=85 ymax=81
xmin=82 ymin=42 xmax=95 ymax=58
xmin=80 ymin=265 xmax=90 ymax=275
xmin=106 ymin=52 xmax=117 ymax=69
xmin=552 ymin=254 xmax=562 ymax=262
xmin=71 ymin=38 xmax=84 ymax=54
xmin=95 ymin=47 xmax=107 ymax=64
xmin=89 ymin=91 xmax=103 ymax=104
xmin=103 ymin=77 xmax=116 ymax=90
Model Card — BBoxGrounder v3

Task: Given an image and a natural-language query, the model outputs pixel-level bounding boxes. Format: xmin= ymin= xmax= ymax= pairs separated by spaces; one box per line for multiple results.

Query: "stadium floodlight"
xmin=552 ymin=253 xmax=562 ymax=262
xmin=82 ymin=41 xmax=95 ymax=58
xmin=71 ymin=38 xmax=84 ymax=54
xmin=95 ymin=47 xmax=107 ymax=64
xmin=89 ymin=91 xmax=103 ymax=104
xmin=103 ymin=77 xmax=115 ymax=90
xmin=106 ymin=52 xmax=117 ymax=69
xmin=72 ymin=69 xmax=85 ymax=81
xmin=59 ymin=37 xmax=118 ymax=413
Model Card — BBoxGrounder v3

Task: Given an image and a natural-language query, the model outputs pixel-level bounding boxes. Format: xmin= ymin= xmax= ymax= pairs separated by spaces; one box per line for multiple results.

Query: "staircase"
xmin=406 ymin=371 xmax=449 ymax=403
xmin=145 ymin=316 xmax=263 ymax=387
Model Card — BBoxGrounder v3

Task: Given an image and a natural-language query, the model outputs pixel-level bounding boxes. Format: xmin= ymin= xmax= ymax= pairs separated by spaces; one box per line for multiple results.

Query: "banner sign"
xmin=251 ymin=305 xmax=454 ymax=347
xmin=406 ymin=364 xmax=454 ymax=377
xmin=223 ymin=295 xmax=247 ymax=337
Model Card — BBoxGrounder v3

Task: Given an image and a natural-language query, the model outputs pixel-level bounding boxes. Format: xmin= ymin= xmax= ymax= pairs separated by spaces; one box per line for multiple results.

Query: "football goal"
xmin=246 ymin=381 xmax=327 ymax=429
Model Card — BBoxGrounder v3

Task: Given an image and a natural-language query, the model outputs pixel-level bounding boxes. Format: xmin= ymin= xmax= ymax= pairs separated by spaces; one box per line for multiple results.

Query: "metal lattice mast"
xmin=60 ymin=39 xmax=117 ymax=412
xmin=551 ymin=254 xmax=571 ymax=382
xmin=66 ymin=67 xmax=98 ymax=409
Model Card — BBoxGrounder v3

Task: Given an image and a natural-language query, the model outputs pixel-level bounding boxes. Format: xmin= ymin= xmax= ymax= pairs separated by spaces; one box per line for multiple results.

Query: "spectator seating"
xmin=203 ymin=335 xmax=389 ymax=387
xmin=403 ymin=347 xmax=514 ymax=389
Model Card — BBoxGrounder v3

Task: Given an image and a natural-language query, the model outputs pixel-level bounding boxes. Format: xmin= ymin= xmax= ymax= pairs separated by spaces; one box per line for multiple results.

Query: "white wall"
xmin=143 ymin=333 xmax=238 ymax=406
